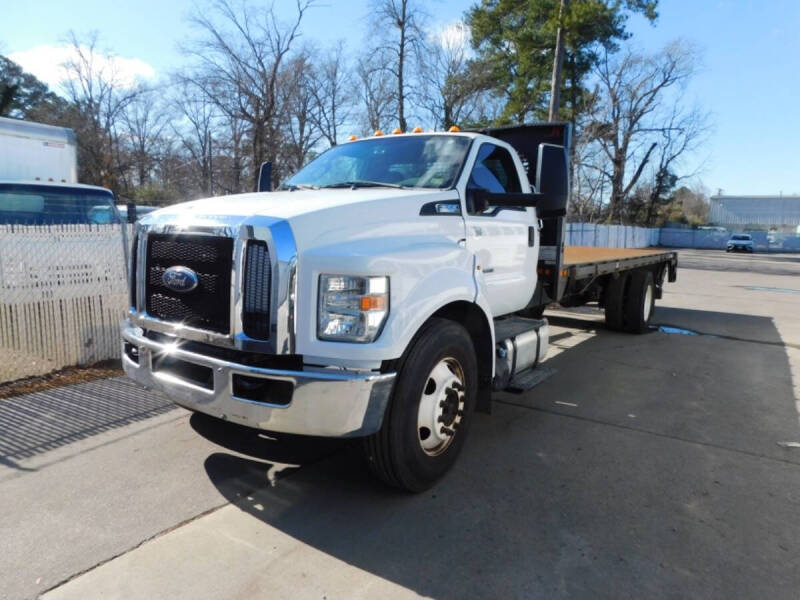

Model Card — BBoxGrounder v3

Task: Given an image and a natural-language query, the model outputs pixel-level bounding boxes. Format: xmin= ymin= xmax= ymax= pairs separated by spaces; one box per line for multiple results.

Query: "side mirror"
xmin=535 ymin=144 xmax=568 ymax=213
xmin=258 ymin=161 xmax=272 ymax=192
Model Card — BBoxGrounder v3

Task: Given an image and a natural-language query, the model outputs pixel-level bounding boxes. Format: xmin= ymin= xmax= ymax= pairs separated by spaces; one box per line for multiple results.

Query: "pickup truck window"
xmin=280 ymin=135 xmax=471 ymax=190
xmin=466 ymin=143 xmax=522 ymax=214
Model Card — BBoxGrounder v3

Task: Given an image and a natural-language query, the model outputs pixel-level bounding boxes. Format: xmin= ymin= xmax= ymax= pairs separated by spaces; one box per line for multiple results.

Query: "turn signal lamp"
xmin=374 ymin=130 xmax=384 ymax=136
xmin=448 ymin=125 xmax=460 ymax=132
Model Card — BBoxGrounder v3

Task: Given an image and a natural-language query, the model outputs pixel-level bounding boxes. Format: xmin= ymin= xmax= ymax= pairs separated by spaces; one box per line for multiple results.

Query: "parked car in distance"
xmin=727 ymin=233 xmax=754 ymax=252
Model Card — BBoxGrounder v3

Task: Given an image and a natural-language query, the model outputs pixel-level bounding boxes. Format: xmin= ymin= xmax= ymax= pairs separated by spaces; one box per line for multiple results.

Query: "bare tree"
xmin=279 ymin=52 xmax=322 ymax=175
xmin=184 ymin=0 xmax=314 ymax=191
xmin=171 ymin=79 xmax=218 ymax=197
xmin=418 ymin=22 xmax=492 ymax=129
xmin=585 ymin=41 xmax=699 ymax=223
xmin=643 ymin=103 xmax=711 ymax=225
xmin=369 ymin=0 xmax=426 ymax=131
xmin=308 ymin=42 xmax=353 ymax=146
xmin=570 ymin=126 xmax=609 ymax=222
xmin=356 ymin=51 xmax=395 ymax=133
xmin=60 ymin=31 xmax=142 ymax=191
xmin=123 ymin=89 xmax=169 ymax=189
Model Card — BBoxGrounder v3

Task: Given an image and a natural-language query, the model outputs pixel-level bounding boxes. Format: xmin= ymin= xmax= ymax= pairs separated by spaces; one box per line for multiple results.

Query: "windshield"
xmin=732 ymin=234 xmax=751 ymax=241
xmin=0 ymin=184 xmax=119 ymax=225
xmin=280 ymin=135 xmax=471 ymax=190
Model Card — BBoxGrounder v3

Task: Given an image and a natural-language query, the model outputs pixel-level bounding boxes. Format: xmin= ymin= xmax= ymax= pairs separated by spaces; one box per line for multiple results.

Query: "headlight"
xmin=318 ymin=275 xmax=389 ymax=343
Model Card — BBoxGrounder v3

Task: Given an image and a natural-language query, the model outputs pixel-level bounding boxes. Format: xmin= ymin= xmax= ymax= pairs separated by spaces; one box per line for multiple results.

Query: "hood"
xmin=140 ymin=187 xmax=463 ymax=255
xmin=144 ymin=188 xmax=444 ymax=224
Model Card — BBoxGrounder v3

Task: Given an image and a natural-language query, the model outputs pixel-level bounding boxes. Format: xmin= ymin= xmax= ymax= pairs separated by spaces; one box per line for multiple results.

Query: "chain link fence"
xmin=0 ymin=224 xmax=130 ymax=383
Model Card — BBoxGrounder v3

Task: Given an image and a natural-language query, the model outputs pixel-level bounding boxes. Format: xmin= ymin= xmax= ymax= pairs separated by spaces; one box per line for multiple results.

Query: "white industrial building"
xmin=709 ymin=195 xmax=800 ymax=231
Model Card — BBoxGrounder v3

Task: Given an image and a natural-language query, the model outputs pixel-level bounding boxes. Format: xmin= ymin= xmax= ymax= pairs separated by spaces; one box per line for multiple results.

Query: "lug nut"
xmin=440 ymin=426 xmax=455 ymax=436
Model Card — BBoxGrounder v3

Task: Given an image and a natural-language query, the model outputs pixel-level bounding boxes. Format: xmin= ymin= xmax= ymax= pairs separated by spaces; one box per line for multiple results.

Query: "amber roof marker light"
xmin=448 ymin=125 xmax=460 ymax=132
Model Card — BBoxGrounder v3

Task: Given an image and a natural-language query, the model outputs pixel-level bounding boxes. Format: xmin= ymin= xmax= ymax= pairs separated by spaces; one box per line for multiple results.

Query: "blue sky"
xmin=3 ymin=0 xmax=799 ymax=195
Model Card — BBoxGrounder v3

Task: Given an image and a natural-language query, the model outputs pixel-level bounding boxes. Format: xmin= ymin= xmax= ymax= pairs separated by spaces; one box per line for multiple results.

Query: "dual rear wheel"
xmin=604 ymin=269 xmax=656 ymax=333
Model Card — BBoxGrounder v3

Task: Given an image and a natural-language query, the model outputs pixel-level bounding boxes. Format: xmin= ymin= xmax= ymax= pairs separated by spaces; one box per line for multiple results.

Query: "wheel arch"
xmin=431 ymin=301 xmax=494 ymax=388
xmin=382 ymin=299 xmax=495 ymax=387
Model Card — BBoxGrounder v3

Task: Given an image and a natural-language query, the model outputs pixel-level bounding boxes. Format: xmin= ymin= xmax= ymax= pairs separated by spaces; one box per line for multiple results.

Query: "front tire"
xmin=363 ymin=318 xmax=478 ymax=492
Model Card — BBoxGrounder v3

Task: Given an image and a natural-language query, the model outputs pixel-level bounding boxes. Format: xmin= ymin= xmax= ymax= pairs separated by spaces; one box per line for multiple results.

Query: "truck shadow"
xmin=196 ymin=306 xmax=800 ymax=599
xmin=0 ymin=376 xmax=174 ymax=468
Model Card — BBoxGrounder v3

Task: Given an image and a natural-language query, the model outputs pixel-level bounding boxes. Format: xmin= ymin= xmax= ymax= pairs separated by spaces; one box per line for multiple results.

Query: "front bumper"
xmin=121 ymin=322 xmax=396 ymax=437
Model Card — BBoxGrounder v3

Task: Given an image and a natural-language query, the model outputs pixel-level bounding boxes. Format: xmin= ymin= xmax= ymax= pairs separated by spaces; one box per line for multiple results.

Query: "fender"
xmin=295 ymin=238 xmax=495 ymax=369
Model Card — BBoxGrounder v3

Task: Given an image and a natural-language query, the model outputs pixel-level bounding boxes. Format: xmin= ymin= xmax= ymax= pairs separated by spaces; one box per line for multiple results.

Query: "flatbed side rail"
xmin=567 ymin=251 xmax=678 ymax=282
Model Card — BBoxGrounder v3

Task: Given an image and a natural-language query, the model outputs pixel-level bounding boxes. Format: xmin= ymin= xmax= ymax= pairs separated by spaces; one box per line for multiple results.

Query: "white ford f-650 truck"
xmin=122 ymin=123 xmax=677 ymax=491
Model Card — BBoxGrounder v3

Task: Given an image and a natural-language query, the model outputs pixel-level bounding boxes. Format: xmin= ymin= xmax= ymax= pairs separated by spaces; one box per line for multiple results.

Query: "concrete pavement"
xmin=2 ymin=249 xmax=799 ymax=599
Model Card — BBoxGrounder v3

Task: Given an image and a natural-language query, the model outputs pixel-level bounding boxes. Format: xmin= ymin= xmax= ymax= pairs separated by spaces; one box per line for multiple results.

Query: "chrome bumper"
xmin=121 ymin=322 xmax=396 ymax=437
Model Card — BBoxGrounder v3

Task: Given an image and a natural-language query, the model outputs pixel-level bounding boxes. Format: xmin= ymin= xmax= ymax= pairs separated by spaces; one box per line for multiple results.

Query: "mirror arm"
xmin=474 ymin=190 xmax=543 ymax=208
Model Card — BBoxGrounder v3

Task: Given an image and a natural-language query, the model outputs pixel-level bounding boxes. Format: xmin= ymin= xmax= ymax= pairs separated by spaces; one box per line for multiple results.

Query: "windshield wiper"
xmin=320 ymin=180 xmax=408 ymax=190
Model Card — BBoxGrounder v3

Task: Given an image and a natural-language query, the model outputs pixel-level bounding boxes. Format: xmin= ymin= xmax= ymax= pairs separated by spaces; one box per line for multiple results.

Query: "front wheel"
xmin=362 ymin=318 xmax=477 ymax=492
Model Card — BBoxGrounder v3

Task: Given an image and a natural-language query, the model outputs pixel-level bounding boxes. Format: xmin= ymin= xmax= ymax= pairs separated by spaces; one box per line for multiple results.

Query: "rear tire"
xmin=604 ymin=273 xmax=629 ymax=331
xmin=362 ymin=318 xmax=477 ymax=492
xmin=624 ymin=270 xmax=655 ymax=333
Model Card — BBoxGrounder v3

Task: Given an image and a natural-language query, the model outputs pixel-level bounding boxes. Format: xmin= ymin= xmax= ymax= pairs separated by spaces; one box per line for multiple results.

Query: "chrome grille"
xmin=242 ymin=240 xmax=271 ymax=339
xmin=145 ymin=234 xmax=233 ymax=334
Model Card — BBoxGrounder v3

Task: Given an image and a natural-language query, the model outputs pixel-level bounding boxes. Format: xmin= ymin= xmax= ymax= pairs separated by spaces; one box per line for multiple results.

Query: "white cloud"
xmin=434 ymin=21 xmax=471 ymax=53
xmin=9 ymin=44 xmax=156 ymax=91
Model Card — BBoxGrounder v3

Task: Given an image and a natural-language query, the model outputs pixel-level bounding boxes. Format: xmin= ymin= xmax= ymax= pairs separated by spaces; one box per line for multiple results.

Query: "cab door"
xmin=462 ymin=142 xmax=538 ymax=316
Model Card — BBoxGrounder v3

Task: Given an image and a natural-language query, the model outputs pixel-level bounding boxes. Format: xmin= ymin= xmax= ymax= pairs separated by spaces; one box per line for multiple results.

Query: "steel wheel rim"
xmin=417 ymin=357 xmax=465 ymax=456
xmin=643 ymin=283 xmax=653 ymax=322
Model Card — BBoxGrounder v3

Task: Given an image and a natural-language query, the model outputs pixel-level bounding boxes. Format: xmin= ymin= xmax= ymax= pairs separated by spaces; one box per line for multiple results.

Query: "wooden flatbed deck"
xmin=564 ymin=246 xmax=672 ymax=266
xmin=560 ymin=246 xmax=678 ymax=282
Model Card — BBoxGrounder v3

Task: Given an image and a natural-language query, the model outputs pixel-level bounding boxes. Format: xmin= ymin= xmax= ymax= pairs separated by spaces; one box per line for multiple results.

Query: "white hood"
xmin=142 ymin=187 xmax=462 ymax=254
xmin=147 ymin=188 xmax=441 ymax=221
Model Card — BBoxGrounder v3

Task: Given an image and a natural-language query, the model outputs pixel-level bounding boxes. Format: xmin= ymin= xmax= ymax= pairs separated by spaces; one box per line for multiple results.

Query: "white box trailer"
xmin=0 ymin=116 xmax=78 ymax=184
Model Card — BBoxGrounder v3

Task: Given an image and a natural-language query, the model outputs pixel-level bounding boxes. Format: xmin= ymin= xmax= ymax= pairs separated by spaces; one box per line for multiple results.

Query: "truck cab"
xmin=122 ymin=123 xmax=672 ymax=491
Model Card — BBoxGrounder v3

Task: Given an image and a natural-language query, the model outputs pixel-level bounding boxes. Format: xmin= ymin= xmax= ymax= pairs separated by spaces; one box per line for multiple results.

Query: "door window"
xmin=466 ymin=143 xmax=522 ymax=215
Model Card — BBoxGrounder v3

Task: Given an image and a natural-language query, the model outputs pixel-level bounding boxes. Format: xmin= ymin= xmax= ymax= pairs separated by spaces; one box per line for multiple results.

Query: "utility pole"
xmin=548 ymin=0 xmax=568 ymax=121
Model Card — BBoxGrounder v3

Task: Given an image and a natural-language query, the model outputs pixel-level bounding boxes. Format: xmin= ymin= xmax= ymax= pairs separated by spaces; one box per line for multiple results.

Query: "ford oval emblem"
xmin=162 ymin=266 xmax=199 ymax=293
